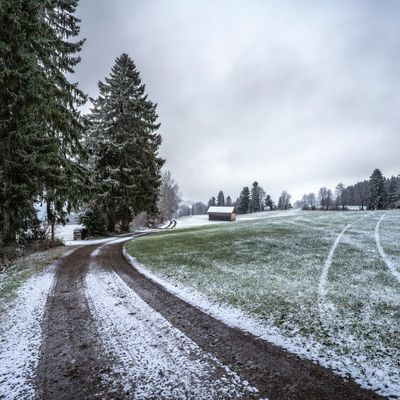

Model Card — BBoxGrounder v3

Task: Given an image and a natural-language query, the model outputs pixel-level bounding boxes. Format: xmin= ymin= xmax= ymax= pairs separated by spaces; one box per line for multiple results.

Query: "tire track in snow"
xmin=85 ymin=263 xmax=261 ymax=399
xmin=318 ymin=214 xmax=369 ymax=323
xmin=375 ymin=214 xmax=400 ymax=284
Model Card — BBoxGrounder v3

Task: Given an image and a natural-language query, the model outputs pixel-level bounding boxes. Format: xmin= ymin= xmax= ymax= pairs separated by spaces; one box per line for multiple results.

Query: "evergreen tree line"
xmin=207 ymin=191 xmax=233 ymax=208
xmin=0 ymin=1 xmax=165 ymax=244
xmin=296 ymin=168 xmax=400 ymax=211
xmin=205 ymin=182 xmax=291 ymax=215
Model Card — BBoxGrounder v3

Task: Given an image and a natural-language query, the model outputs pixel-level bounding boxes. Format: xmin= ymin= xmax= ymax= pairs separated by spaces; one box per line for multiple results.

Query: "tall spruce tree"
xmin=88 ymin=53 xmax=164 ymax=232
xmin=249 ymin=182 xmax=259 ymax=213
xmin=249 ymin=181 xmax=265 ymax=213
xmin=0 ymin=0 xmax=87 ymax=243
xmin=367 ymin=168 xmax=387 ymax=210
xmin=217 ymin=190 xmax=225 ymax=206
xmin=386 ymin=176 xmax=400 ymax=208
xmin=237 ymin=186 xmax=250 ymax=214
xmin=225 ymin=196 xmax=232 ymax=206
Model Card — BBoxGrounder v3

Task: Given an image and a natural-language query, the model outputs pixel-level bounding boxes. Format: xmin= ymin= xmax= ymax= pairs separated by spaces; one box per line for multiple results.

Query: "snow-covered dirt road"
xmin=0 ymin=233 xmax=385 ymax=400
xmin=85 ymin=264 xmax=258 ymax=399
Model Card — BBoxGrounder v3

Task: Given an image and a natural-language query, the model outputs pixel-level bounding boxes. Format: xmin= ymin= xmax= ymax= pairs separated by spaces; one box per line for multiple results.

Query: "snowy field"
xmin=174 ymin=209 xmax=300 ymax=229
xmin=126 ymin=210 xmax=400 ymax=399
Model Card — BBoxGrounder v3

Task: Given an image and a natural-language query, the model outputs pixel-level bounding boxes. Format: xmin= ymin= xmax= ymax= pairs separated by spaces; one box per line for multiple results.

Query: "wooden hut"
xmin=207 ymin=206 xmax=237 ymax=221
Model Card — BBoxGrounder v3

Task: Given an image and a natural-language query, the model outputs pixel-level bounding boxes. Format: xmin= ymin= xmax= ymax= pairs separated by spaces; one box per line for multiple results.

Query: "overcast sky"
xmin=75 ymin=0 xmax=400 ymax=203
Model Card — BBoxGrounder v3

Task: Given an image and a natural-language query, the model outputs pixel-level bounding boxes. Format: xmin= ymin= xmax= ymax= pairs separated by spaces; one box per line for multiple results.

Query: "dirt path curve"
xmin=104 ymin=241 xmax=383 ymax=400
xmin=36 ymin=233 xmax=384 ymax=400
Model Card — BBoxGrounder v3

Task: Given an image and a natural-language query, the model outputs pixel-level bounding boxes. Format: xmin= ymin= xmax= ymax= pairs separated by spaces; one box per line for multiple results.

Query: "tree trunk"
xmin=2 ymin=205 xmax=17 ymax=244
xmin=107 ymin=210 xmax=116 ymax=233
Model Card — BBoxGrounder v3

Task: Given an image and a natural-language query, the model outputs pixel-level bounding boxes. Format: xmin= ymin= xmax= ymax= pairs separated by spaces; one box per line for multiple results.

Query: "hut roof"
xmin=207 ymin=206 xmax=236 ymax=214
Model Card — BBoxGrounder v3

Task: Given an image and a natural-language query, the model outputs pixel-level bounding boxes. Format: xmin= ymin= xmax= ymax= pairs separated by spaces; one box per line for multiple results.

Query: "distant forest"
xmin=177 ymin=168 xmax=400 ymax=217
xmin=296 ymin=168 xmax=400 ymax=211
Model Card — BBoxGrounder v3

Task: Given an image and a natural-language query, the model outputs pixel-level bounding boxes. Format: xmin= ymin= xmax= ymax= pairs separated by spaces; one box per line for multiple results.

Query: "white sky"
xmin=75 ymin=0 xmax=400 ymax=203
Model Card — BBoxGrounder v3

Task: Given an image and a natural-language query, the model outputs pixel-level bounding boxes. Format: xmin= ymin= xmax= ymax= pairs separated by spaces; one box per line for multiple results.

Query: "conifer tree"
xmin=367 ymin=168 xmax=387 ymax=210
xmin=80 ymin=202 xmax=108 ymax=237
xmin=265 ymin=194 xmax=275 ymax=210
xmin=249 ymin=181 xmax=265 ymax=213
xmin=386 ymin=176 xmax=400 ymax=208
xmin=0 ymin=0 xmax=87 ymax=243
xmin=88 ymin=53 xmax=164 ymax=232
xmin=208 ymin=197 xmax=216 ymax=207
xmin=225 ymin=196 xmax=232 ymax=206
xmin=217 ymin=190 xmax=225 ymax=206
xmin=237 ymin=187 xmax=250 ymax=214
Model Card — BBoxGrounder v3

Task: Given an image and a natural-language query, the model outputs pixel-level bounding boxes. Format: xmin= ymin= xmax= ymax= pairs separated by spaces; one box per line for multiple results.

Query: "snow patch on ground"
xmin=84 ymin=264 xmax=262 ymax=399
xmin=375 ymin=214 xmax=400 ymax=284
xmin=123 ymin=248 xmax=400 ymax=399
xmin=63 ymin=230 xmax=161 ymax=246
xmin=175 ymin=210 xmax=300 ymax=229
xmin=0 ymin=266 xmax=56 ymax=399
xmin=237 ymin=209 xmax=300 ymax=221
xmin=90 ymin=234 xmax=151 ymax=257
xmin=174 ymin=214 xmax=223 ymax=229
xmin=64 ymin=237 xmax=115 ymax=246
xmin=106 ymin=233 xmax=149 ymax=245
xmin=55 ymin=224 xmax=82 ymax=241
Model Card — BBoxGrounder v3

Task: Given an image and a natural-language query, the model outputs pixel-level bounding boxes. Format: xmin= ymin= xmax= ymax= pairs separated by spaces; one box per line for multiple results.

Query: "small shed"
xmin=207 ymin=206 xmax=237 ymax=221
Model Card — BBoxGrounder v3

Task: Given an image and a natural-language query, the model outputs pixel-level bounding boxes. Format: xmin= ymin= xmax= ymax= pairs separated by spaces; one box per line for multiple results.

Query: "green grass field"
xmin=126 ymin=210 xmax=400 ymax=398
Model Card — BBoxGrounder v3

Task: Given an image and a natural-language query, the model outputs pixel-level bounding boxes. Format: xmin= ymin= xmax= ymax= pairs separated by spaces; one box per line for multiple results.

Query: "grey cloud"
xmin=75 ymin=0 xmax=400 ymax=202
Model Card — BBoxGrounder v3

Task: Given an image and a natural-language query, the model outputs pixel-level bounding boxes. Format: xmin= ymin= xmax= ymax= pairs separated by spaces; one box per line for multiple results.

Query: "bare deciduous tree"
xmin=157 ymin=171 xmax=181 ymax=223
xmin=277 ymin=190 xmax=292 ymax=210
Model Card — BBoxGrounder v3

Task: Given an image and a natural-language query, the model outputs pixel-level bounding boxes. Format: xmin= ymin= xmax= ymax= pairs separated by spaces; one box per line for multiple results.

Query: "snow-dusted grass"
xmin=0 ymin=247 xmax=72 ymax=399
xmin=85 ymin=264 xmax=261 ymax=399
xmin=318 ymin=213 xmax=369 ymax=322
xmin=0 ymin=246 xmax=69 ymax=313
xmin=125 ymin=210 xmax=400 ymax=398
xmin=0 ymin=247 xmax=73 ymax=399
xmin=375 ymin=214 xmax=400 ymax=283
